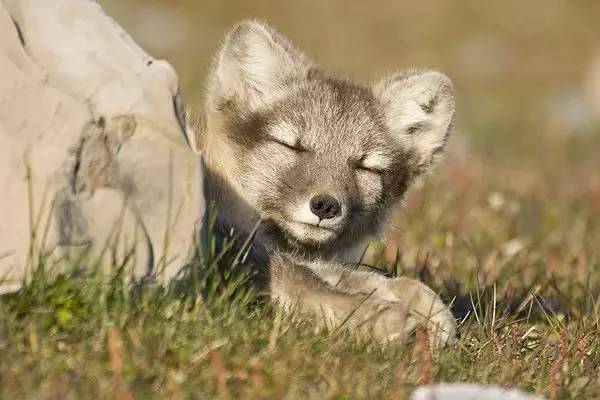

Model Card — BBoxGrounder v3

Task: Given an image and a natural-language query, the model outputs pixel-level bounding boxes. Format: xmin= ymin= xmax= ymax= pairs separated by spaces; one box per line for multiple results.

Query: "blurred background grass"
xmin=101 ymin=0 xmax=600 ymax=165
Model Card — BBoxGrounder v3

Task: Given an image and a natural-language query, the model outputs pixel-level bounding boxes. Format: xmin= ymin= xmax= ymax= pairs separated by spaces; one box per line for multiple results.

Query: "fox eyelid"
xmin=406 ymin=123 xmax=424 ymax=135
xmin=355 ymin=154 xmax=385 ymax=175
xmin=268 ymin=137 xmax=306 ymax=152
xmin=356 ymin=165 xmax=384 ymax=175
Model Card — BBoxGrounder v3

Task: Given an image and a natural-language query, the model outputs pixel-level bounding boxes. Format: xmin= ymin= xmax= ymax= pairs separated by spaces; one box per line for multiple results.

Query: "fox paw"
xmin=386 ymin=277 xmax=457 ymax=347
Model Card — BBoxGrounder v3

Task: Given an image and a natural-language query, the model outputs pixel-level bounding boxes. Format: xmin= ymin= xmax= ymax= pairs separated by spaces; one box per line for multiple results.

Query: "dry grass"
xmin=1 ymin=1 xmax=599 ymax=399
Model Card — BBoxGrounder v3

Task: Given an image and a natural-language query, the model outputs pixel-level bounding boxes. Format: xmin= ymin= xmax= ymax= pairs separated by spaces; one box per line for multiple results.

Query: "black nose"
xmin=309 ymin=194 xmax=341 ymax=220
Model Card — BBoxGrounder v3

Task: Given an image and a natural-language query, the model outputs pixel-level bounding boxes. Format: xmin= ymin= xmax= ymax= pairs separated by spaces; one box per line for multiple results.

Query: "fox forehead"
xmin=265 ymin=77 xmax=391 ymax=152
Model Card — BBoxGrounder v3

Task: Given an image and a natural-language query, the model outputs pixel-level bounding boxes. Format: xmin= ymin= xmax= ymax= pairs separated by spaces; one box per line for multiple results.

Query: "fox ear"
xmin=374 ymin=70 xmax=455 ymax=174
xmin=208 ymin=20 xmax=312 ymax=110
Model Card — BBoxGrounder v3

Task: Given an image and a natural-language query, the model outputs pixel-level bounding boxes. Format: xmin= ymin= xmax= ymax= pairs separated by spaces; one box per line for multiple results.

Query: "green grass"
xmin=2 ymin=1 xmax=600 ymax=398
xmin=1 ymin=140 xmax=598 ymax=399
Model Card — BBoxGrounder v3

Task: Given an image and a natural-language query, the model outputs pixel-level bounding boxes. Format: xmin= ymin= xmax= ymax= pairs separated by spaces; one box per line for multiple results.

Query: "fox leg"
xmin=269 ymin=254 xmax=442 ymax=343
xmin=300 ymin=261 xmax=457 ymax=346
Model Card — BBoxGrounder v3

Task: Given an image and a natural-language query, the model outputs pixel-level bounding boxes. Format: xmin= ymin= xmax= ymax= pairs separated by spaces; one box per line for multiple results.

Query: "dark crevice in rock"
xmin=70 ymin=138 xmax=83 ymax=194
xmin=172 ymin=91 xmax=189 ymax=146
xmin=56 ymin=190 xmax=90 ymax=247
xmin=12 ymin=18 xmax=25 ymax=46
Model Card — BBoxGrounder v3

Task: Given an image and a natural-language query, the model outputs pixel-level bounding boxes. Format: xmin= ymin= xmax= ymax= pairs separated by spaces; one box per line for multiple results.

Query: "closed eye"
xmin=356 ymin=165 xmax=385 ymax=175
xmin=355 ymin=154 xmax=386 ymax=175
xmin=269 ymin=137 xmax=306 ymax=152
xmin=406 ymin=123 xmax=424 ymax=135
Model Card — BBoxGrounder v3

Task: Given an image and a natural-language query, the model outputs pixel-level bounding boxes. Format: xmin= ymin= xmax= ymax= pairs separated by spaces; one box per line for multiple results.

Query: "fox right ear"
xmin=374 ymin=70 xmax=455 ymax=175
xmin=207 ymin=20 xmax=312 ymax=111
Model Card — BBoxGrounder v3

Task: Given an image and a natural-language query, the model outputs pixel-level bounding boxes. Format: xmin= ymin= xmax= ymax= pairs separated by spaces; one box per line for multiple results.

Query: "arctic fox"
xmin=199 ymin=20 xmax=457 ymax=345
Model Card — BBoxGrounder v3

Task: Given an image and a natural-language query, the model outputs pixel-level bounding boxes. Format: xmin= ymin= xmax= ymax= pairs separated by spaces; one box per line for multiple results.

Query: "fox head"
xmin=202 ymin=20 xmax=455 ymax=259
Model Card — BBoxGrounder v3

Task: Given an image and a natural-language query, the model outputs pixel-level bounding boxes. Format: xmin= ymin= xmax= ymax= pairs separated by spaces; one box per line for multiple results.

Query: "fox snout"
xmin=309 ymin=194 xmax=341 ymax=220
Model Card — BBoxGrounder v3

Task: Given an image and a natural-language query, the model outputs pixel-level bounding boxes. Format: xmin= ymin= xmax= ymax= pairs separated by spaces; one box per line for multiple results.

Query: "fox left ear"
xmin=374 ymin=70 xmax=455 ymax=174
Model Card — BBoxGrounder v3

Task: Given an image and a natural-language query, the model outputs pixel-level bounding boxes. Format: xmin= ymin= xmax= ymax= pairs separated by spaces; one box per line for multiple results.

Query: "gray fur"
xmin=200 ymin=20 xmax=457 ymax=345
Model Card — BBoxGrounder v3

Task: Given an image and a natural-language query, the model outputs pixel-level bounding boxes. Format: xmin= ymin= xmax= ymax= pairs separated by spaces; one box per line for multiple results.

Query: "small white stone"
xmin=502 ymin=238 xmax=527 ymax=257
xmin=487 ymin=191 xmax=505 ymax=211
xmin=412 ymin=383 xmax=546 ymax=400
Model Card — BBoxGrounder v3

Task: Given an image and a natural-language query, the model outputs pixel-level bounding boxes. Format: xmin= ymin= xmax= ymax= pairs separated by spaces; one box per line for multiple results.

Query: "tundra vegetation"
xmin=1 ymin=1 xmax=599 ymax=399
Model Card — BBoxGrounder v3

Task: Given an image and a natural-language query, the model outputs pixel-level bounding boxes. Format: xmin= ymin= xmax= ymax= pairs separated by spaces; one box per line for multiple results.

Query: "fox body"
xmin=199 ymin=21 xmax=457 ymax=344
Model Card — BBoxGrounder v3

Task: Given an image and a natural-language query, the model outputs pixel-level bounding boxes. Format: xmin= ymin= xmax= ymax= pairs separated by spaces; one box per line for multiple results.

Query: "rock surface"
xmin=0 ymin=0 xmax=203 ymax=293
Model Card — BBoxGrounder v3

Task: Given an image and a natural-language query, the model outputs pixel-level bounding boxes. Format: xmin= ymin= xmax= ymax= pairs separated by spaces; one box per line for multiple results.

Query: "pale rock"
xmin=0 ymin=0 xmax=204 ymax=293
